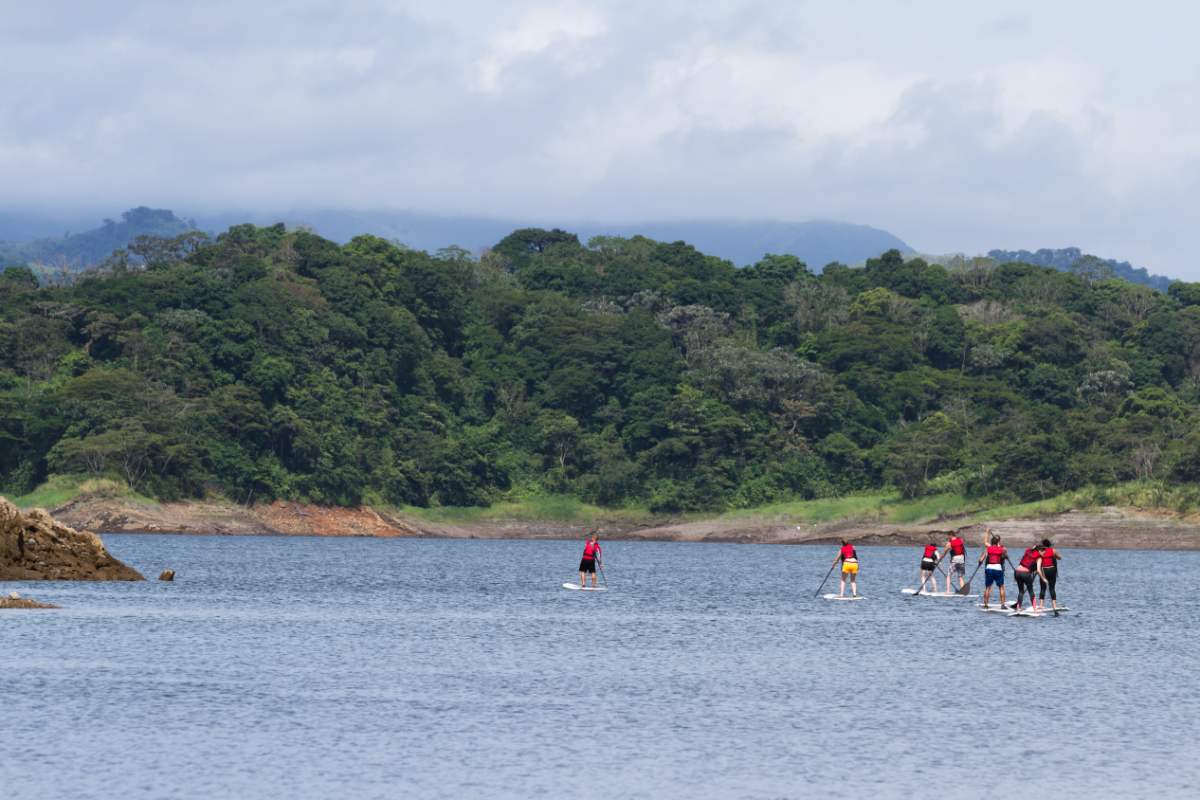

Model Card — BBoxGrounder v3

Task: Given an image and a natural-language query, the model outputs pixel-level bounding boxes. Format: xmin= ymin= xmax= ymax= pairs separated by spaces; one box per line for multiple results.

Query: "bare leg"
xmin=999 ymin=584 xmax=1007 ymax=608
xmin=851 ymin=575 xmax=858 ymax=596
xmin=579 ymin=571 xmax=585 ymax=587
xmin=838 ymin=573 xmax=846 ymax=597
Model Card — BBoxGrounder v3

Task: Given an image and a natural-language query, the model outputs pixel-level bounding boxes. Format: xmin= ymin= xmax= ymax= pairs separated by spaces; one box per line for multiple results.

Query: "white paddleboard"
xmin=976 ymin=604 xmax=1013 ymax=613
xmin=562 ymin=583 xmax=607 ymax=592
xmin=822 ymin=594 xmax=865 ymax=601
xmin=1006 ymin=606 xmax=1069 ymax=615
xmin=902 ymin=589 xmax=977 ymax=598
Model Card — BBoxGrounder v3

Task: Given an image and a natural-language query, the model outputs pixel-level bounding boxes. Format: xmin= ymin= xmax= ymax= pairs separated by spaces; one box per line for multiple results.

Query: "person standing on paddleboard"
xmin=1012 ymin=541 xmax=1042 ymax=611
xmin=578 ymin=531 xmax=602 ymax=589
xmin=917 ymin=539 xmax=940 ymax=592
xmin=834 ymin=540 xmax=859 ymax=598
xmin=1037 ymin=539 xmax=1063 ymax=615
xmin=978 ymin=532 xmax=1013 ymax=609
xmin=942 ymin=530 xmax=968 ymax=593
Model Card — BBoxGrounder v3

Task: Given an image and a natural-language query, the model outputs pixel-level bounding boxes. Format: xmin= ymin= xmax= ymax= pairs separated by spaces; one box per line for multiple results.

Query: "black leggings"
xmin=1015 ymin=570 xmax=1036 ymax=603
xmin=1039 ymin=567 xmax=1058 ymax=600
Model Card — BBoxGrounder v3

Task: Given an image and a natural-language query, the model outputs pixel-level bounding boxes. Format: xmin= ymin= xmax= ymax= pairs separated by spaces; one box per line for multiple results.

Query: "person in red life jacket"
xmin=578 ymin=531 xmax=602 ymax=588
xmin=977 ymin=532 xmax=1014 ymax=609
xmin=1037 ymin=538 xmax=1063 ymax=615
xmin=1012 ymin=541 xmax=1042 ymax=611
xmin=941 ymin=530 xmax=968 ymax=593
xmin=917 ymin=539 xmax=941 ymax=592
xmin=833 ymin=539 xmax=859 ymax=597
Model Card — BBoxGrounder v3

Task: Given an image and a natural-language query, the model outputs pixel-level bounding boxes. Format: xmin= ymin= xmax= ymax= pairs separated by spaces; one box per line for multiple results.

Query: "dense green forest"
xmin=3 ymin=223 xmax=1200 ymax=512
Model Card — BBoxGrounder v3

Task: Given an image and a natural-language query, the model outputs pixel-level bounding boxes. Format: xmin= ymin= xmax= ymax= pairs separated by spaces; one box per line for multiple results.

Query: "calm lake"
xmin=2 ymin=536 xmax=1197 ymax=799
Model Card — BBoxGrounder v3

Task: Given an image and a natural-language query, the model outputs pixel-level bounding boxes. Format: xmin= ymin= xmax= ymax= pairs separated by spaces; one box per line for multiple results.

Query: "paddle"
xmin=910 ymin=569 xmax=934 ymax=597
xmin=598 ymin=560 xmax=608 ymax=588
xmin=959 ymin=561 xmax=984 ymax=595
xmin=814 ymin=561 xmax=837 ymax=598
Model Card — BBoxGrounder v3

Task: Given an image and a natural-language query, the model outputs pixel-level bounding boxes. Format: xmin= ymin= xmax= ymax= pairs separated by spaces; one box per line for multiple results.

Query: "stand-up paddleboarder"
xmin=917 ymin=539 xmax=940 ymax=592
xmin=978 ymin=532 xmax=1013 ymax=609
xmin=1038 ymin=539 xmax=1063 ymax=615
xmin=1012 ymin=541 xmax=1042 ymax=611
xmin=834 ymin=540 xmax=859 ymax=597
xmin=942 ymin=530 xmax=967 ymax=592
xmin=578 ymin=531 xmax=602 ymax=589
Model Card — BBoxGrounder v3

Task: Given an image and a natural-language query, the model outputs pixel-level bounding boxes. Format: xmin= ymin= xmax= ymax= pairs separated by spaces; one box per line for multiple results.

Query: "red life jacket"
xmin=1018 ymin=548 xmax=1040 ymax=570
xmin=922 ymin=544 xmax=938 ymax=560
xmin=986 ymin=545 xmax=1005 ymax=565
xmin=949 ymin=537 xmax=965 ymax=556
xmin=840 ymin=544 xmax=857 ymax=560
xmin=583 ymin=541 xmax=600 ymax=559
xmin=1040 ymin=547 xmax=1056 ymax=567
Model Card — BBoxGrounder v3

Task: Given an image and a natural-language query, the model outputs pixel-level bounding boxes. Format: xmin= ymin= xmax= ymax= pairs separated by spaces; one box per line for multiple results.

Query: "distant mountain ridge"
xmin=0 ymin=207 xmax=192 ymax=271
xmin=987 ymin=247 xmax=1172 ymax=292
xmin=1 ymin=207 xmax=912 ymax=273
xmin=200 ymin=210 xmax=913 ymax=269
xmin=2 ymin=208 xmax=1177 ymax=291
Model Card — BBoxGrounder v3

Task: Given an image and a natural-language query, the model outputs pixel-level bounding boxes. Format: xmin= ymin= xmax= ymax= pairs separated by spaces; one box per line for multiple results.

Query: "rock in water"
xmin=0 ymin=595 xmax=59 ymax=609
xmin=158 ymin=569 xmax=175 ymax=582
xmin=0 ymin=497 xmax=144 ymax=581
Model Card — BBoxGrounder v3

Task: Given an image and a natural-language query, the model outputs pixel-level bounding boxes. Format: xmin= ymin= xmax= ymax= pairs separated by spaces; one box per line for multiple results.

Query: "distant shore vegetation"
xmin=4 ymin=223 xmax=1200 ymax=513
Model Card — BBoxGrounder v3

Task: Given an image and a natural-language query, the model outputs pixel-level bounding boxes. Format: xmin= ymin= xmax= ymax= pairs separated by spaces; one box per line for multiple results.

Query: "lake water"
xmin=2 ymin=536 xmax=1197 ymax=799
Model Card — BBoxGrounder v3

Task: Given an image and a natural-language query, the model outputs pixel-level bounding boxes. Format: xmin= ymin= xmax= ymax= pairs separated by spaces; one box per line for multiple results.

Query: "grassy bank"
xmin=396 ymin=481 xmax=1200 ymax=530
xmin=395 ymin=495 xmax=656 ymax=525
xmin=11 ymin=475 xmax=157 ymax=510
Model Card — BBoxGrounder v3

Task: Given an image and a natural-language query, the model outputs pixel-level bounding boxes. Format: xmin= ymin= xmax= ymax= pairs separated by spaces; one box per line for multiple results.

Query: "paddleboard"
xmin=562 ymin=583 xmax=607 ymax=592
xmin=822 ymin=594 xmax=865 ymax=601
xmin=902 ymin=589 xmax=977 ymax=597
xmin=1006 ymin=605 xmax=1069 ymax=614
xmin=976 ymin=604 xmax=1013 ymax=613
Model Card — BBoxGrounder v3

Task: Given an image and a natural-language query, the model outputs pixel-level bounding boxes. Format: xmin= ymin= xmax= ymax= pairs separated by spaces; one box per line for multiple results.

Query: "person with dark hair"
xmin=917 ymin=539 xmax=940 ymax=592
xmin=1012 ymin=541 xmax=1042 ymax=611
xmin=942 ymin=530 xmax=967 ymax=592
xmin=978 ymin=531 xmax=1013 ymax=609
xmin=1038 ymin=539 xmax=1063 ymax=616
xmin=833 ymin=539 xmax=859 ymax=598
xmin=577 ymin=531 xmax=602 ymax=589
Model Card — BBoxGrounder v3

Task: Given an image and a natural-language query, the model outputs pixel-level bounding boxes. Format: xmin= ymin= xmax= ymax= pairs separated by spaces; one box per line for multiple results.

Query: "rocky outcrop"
xmin=1 ymin=591 xmax=58 ymax=609
xmin=0 ymin=497 xmax=144 ymax=581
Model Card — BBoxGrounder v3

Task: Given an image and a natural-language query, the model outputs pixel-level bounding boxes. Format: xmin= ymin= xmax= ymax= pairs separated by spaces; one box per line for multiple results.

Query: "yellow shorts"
xmin=841 ymin=561 xmax=859 ymax=574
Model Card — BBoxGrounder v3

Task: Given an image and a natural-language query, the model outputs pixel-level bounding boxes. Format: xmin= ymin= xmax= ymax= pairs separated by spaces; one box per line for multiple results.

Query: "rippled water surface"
xmin=3 ymin=536 xmax=1198 ymax=799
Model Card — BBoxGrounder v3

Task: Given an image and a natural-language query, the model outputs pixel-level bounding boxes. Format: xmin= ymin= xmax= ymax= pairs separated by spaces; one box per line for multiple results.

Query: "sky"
xmin=2 ymin=0 xmax=1200 ymax=277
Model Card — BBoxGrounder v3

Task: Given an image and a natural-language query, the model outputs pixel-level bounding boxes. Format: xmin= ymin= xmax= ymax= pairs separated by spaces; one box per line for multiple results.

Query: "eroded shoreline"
xmin=41 ymin=496 xmax=1200 ymax=550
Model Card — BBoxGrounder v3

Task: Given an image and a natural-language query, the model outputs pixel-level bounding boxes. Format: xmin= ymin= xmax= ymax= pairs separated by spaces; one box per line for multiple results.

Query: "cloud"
xmin=1 ymin=1 xmax=1200 ymax=277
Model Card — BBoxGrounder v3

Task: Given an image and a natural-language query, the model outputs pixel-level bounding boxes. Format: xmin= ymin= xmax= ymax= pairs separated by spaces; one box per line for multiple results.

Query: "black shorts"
xmin=579 ymin=558 xmax=596 ymax=573
xmin=921 ymin=559 xmax=937 ymax=571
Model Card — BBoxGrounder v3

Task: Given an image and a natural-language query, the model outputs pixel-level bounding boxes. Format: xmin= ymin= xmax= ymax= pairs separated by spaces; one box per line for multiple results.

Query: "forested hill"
xmin=2 ymin=207 xmax=913 ymax=272
xmin=0 ymin=208 xmax=193 ymax=274
xmin=987 ymin=247 xmax=1172 ymax=292
xmin=3 ymin=223 xmax=1200 ymax=513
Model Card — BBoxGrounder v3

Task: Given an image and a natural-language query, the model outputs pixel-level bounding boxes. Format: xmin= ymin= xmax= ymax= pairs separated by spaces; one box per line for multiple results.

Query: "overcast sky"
xmin=3 ymin=1 xmax=1200 ymax=276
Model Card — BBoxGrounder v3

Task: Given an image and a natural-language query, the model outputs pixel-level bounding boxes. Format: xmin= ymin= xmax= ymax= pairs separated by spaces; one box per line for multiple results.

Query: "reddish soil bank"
xmin=40 ymin=495 xmax=1200 ymax=550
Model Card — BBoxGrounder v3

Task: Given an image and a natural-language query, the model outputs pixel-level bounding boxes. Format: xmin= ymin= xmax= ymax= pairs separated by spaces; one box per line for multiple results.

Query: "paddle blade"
xmin=957 ymin=580 xmax=972 ymax=595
